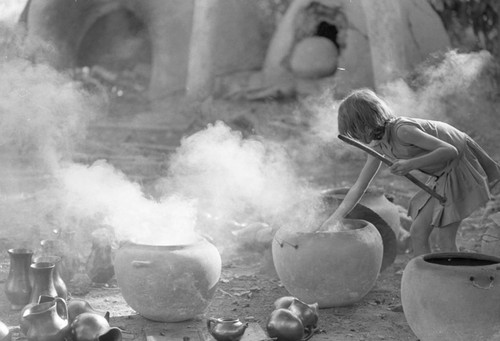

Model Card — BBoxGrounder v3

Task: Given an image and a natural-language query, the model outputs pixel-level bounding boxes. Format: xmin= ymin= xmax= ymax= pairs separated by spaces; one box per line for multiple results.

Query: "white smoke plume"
xmin=56 ymin=161 xmax=198 ymax=245
xmin=159 ymin=121 xmax=320 ymax=231
xmin=381 ymin=50 xmax=494 ymax=122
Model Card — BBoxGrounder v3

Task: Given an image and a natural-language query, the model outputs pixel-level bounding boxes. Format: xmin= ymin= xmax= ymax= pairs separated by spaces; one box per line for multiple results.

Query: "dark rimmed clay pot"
xmin=272 ymin=218 xmax=383 ymax=308
xmin=401 ymin=252 xmax=500 ymax=341
xmin=206 ymin=317 xmax=248 ymax=341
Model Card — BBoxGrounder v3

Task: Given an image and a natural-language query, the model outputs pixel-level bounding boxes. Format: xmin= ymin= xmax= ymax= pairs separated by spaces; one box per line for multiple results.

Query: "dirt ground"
xmin=0 ymin=98 xmax=498 ymax=341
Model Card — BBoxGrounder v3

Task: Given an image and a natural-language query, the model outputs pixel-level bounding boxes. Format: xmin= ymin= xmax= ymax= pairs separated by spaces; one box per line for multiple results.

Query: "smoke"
xmin=381 ymin=50 xmax=494 ymax=122
xmin=0 ymin=0 xmax=27 ymax=25
xmin=57 ymin=161 xmax=198 ymax=245
xmin=159 ymin=121 xmax=320 ymax=230
xmin=0 ymin=25 xmax=98 ymax=175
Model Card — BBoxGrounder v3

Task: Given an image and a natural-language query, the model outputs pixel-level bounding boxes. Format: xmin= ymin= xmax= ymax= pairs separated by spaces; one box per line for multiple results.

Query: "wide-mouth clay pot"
xmin=401 ymin=252 xmax=500 ymax=341
xmin=321 ymin=187 xmax=399 ymax=271
xmin=114 ymin=236 xmax=221 ymax=322
xmin=272 ymin=218 xmax=383 ymax=308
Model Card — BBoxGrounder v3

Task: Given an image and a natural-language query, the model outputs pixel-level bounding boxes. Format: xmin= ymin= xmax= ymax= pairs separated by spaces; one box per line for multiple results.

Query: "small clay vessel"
xmin=34 ymin=256 xmax=68 ymax=300
xmin=206 ymin=317 xmax=248 ymax=341
xmin=4 ymin=248 xmax=33 ymax=310
xmin=22 ymin=297 xmax=69 ymax=341
xmin=266 ymin=308 xmax=304 ymax=341
xmin=29 ymin=262 xmax=58 ymax=305
xmin=68 ymin=298 xmax=110 ymax=325
xmin=70 ymin=312 xmax=122 ymax=341
xmin=273 ymin=296 xmax=296 ymax=310
xmin=288 ymin=298 xmax=319 ymax=331
xmin=0 ymin=320 xmax=11 ymax=341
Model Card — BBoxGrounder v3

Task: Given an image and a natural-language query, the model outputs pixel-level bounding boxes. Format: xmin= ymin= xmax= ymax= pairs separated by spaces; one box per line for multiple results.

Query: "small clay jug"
xmin=207 ymin=317 xmax=248 ymax=341
xmin=288 ymin=298 xmax=319 ymax=331
xmin=20 ymin=296 xmax=66 ymax=336
xmin=68 ymin=298 xmax=110 ymax=325
xmin=266 ymin=308 xmax=304 ymax=341
xmin=0 ymin=320 xmax=11 ymax=341
xmin=70 ymin=312 xmax=122 ymax=341
xmin=22 ymin=297 xmax=69 ymax=341
xmin=34 ymin=256 xmax=68 ymax=300
xmin=4 ymin=248 xmax=33 ymax=310
xmin=29 ymin=262 xmax=58 ymax=305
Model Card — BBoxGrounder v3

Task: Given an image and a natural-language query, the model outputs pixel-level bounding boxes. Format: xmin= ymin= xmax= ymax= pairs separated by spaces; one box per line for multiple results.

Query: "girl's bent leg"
xmin=410 ymin=198 xmax=436 ymax=257
xmin=436 ymin=221 xmax=460 ymax=252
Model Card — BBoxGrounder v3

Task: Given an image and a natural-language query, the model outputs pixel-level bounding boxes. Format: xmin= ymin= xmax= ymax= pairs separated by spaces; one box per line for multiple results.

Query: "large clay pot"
xmin=322 ymin=187 xmax=399 ymax=271
xmin=4 ymin=248 xmax=33 ymax=310
xmin=289 ymin=37 xmax=339 ymax=79
xmin=114 ymin=236 xmax=221 ymax=322
xmin=401 ymin=252 xmax=500 ymax=341
xmin=272 ymin=219 xmax=383 ymax=307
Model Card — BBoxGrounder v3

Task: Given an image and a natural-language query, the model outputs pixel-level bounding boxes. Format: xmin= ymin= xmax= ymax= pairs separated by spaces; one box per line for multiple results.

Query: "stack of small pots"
xmin=3 ymin=247 xmax=122 ymax=341
xmin=266 ymin=296 xmax=319 ymax=341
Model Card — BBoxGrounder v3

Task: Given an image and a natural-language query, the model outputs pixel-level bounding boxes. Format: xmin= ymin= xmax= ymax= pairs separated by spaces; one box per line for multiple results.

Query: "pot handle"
xmin=206 ymin=317 xmax=218 ymax=332
xmin=54 ymin=297 xmax=68 ymax=321
xmin=131 ymin=260 xmax=152 ymax=268
xmin=469 ymin=275 xmax=495 ymax=289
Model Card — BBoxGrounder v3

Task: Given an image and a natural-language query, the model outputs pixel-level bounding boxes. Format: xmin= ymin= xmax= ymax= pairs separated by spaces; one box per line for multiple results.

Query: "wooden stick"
xmin=338 ymin=134 xmax=447 ymax=205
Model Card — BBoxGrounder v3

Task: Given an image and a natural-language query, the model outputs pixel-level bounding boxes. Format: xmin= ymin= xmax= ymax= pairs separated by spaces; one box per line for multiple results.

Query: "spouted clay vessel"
xmin=402 ymin=252 xmax=500 ymax=341
xmin=21 ymin=297 xmax=69 ymax=341
xmin=206 ymin=317 xmax=248 ymax=341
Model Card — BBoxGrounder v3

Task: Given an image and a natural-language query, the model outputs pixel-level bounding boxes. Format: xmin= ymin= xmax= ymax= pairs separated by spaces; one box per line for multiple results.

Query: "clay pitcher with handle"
xmin=22 ymin=297 xmax=69 ymax=341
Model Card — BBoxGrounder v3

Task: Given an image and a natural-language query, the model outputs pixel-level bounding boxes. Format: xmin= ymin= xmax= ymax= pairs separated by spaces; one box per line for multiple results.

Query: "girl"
xmin=321 ymin=88 xmax=500 ymax=256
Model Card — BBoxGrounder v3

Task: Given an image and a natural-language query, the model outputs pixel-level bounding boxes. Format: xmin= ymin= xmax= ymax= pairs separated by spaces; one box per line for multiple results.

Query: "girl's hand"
xmin=390 ymin=160 xmax=413 ymax=176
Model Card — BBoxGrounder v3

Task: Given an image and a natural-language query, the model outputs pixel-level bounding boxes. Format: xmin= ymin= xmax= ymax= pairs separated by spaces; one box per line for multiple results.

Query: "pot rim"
xmin=279 ymin=218 xmax=375 ymax=237
xmin=118 ymin=235 xmax=208 ymax=250
xmin=420 ymin=252 xmax=500 ymax=268
xmin=7 ymin=248 xmax=33 ymax=255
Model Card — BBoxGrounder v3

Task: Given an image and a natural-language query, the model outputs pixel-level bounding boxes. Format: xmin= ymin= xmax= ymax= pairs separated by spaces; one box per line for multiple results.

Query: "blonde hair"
xmin=338 ymin=88 xmax=395 ymax=140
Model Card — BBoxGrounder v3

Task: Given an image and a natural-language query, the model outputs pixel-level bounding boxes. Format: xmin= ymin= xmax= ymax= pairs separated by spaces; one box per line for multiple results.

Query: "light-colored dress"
xmin=373 ymin=117 xmax=500 ymax=227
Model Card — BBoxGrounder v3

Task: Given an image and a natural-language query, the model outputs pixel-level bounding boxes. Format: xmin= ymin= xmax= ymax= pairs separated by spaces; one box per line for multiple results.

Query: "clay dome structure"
xmin=19 ymin=0 xmax=451 ymax=106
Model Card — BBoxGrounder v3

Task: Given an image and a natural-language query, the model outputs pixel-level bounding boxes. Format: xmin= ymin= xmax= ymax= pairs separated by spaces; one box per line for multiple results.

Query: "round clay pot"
xmin=401 ymin=252 xmax=500 ymax=341
xmin=289 ymin=37 xmax=338 ymax=79
xmin=322 ymin=187 xmax=399 ymax=271
xmin=272 ymin=219 xmax=383 ymax=307
xmin=114 ymin=236 xmax=221 ymax=322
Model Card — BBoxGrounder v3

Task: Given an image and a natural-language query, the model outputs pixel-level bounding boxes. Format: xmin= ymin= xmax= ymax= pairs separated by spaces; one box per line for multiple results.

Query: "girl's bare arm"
xmin=319 ymin=155 xmax=381 ymax=230
xmin=389 ymin=125 xmax=458 ymax=176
